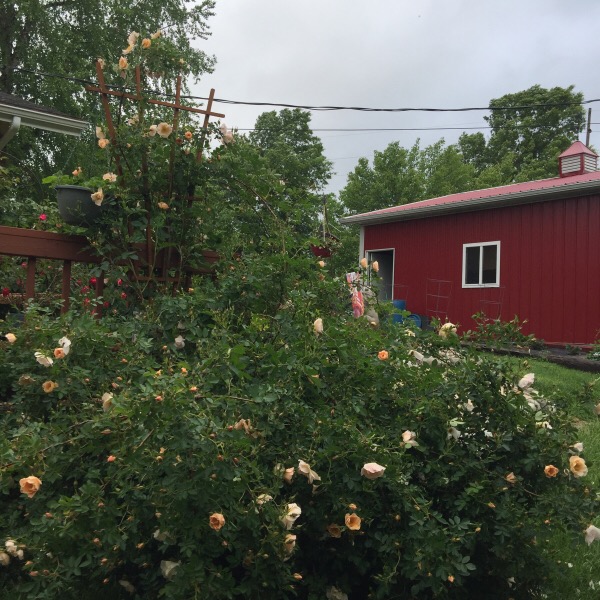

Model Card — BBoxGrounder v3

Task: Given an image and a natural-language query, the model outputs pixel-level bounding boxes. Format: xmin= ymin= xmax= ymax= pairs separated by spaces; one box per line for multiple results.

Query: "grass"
xmin=498 ymin=355 xmax=600 ymax=599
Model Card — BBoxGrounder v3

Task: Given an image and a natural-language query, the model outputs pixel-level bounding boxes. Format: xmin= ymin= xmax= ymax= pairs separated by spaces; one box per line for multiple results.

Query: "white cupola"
xmin=558 ymin=141 xmax=598 ymax=177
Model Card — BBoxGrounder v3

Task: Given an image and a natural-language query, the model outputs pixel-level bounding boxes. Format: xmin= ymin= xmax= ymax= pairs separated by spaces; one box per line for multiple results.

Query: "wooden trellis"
xmin=84 ymin=61 xmax=225 ymax=285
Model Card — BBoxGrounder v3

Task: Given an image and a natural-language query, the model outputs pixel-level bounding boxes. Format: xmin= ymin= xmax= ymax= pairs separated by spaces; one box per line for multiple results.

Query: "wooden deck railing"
xmin=0 ymin=226 xmax=219 ymax=313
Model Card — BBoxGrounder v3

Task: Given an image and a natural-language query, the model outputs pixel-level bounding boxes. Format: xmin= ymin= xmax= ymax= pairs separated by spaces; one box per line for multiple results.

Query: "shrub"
xmin=1 ymin=255 xmax=597 ymax=599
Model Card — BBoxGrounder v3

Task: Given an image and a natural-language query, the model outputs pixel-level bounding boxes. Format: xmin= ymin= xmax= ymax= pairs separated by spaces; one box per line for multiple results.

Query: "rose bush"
xmin=1 ymin=250 xmax=598 ymax=599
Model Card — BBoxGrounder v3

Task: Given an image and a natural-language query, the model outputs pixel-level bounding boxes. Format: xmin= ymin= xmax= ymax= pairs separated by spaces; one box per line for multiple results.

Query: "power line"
xmin=6 ymin=65 xmax=600 ymax=114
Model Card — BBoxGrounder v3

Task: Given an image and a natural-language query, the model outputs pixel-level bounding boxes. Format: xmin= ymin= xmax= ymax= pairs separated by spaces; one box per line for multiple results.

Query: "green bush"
xmin=1 ymin=256 xmax=597 ymax=600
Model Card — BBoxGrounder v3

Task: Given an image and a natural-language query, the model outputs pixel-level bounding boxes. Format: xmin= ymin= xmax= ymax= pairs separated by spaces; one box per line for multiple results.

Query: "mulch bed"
xmin=478 ymin=345 xmax=600 ymax=373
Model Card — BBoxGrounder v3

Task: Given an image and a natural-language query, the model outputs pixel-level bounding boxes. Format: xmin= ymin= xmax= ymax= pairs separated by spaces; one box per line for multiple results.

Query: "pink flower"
xmin=39 ymin=214 xmax=47 ymax=221
xmin=361 ymin=462 xmax=385 ymax=479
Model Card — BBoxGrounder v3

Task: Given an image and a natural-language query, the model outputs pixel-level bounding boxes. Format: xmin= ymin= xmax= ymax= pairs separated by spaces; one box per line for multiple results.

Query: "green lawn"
xmin=499 ymin=355 xmax=600 ymax=599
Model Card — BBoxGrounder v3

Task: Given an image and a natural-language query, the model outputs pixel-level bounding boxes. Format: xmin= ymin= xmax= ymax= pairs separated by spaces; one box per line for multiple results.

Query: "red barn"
xmin=340 ymin=142 xmax=600 ymax=346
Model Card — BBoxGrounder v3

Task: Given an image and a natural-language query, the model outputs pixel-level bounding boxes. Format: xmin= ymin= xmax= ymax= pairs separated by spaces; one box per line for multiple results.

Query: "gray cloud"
xmin=194 ymin=0 xmax=600 ymax=194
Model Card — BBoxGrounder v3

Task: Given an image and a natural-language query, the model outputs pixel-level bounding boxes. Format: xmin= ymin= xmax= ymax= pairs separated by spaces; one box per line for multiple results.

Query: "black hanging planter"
xmin=55 ymin=185 xmax=103 ymax=226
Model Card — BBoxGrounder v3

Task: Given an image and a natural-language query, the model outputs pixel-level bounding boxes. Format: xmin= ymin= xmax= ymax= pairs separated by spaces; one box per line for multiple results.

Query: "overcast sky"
xmin=193 ymin=0 xmax=600 ymax=195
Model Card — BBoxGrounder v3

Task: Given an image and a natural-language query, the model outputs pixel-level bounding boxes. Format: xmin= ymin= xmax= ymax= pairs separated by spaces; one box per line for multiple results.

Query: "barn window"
xmin=462 ymin=241 xmax=500 ymax=287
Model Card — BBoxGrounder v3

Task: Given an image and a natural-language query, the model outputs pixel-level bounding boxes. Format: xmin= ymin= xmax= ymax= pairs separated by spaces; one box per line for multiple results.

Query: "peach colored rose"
xmin=327 ymin=524 xmax=342 ymax=538
xmin=401 ymin=430 xmax=418 ymax=448
xmin=141 ymin=38 xmax=151 ymax=49
xmin=184 ymin=130 xmax=193 ymax=140
xmin=283 ymin=533 xmax=296 ymax=558
xmin=98 ymin=138 xmax=109 ymax=149
xmin=439 ymin=322 xmax=457 ymax=339
xmin=283 ymin=467 xmax=294 ymax=484
xmin=372 ymin=260 xmax=379 ymax=272
xmin=209 ymin=512 xmax=225 ymax=531
xmin=72 ymin=167 xmax=82 ymax=176
xmin=148 ymin=124 xmax=158 ymax=137
xmin=345 ymin=513 xmax=361 ymax=531
xmin=157 ymin=202 xmax=169 ymax=210
xmin=118 ymin=56 xmax=128 ymax=70
xmin=91 ymin=188 xmax=104 ymax=206
xmin=19 ymin=475 xmax=42 ymax=498
xmin=127 ymin=31 xmax=139 ymax=46
xmin=297 ymin=459 xmax=321 ymax=484
xmin=102 ymin=172 xmax=117 ymax=183
xmin=348 ymin=503 xmax=357 ymax=511
xmin=157 ymin=122 xmax=173 ymax=138
xmin=361 ymin=462 xmax=385 ymax=479
xmin=377 ymin=350 xmax=389 ymax=361
xmin=317 ymin=260 xmax=325 ymax=268
xmin=53 ymin=347 xmax=65 ymax=359
xmin=42 ymin=381 xmax=58 ymax=393
xmin=281 ymin=503 xmax=301 ymax=529
xmin=34 ymin=352 xmax=53 ymax=367
xmin=96 ymin=126 xmax=105 ymax=139
xmin=122 ymin=45 xmax=134 ymax=55
xmin=107 ymin=455 xmax=116 ymax=463
xmin=313 ymin=317 xmax=323 ymax=335
xmin=102 ymin=392 xmax=113 ymax=412
xmin=505 ymin=472 xmax=517 ymax=484
xmin=544 ymin=465 xmax=559 ymax=478
xmin=151 ymin=29 xmax=162 ymax=39
xmin=569 ymin=455 xmax=588 ymax=477
xmin=5 ymin=333 xmax=16 ymax=343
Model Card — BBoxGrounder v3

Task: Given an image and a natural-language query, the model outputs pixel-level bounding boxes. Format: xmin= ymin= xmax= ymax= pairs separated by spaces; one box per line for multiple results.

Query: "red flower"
xmin=117 ymin=279 xmax=123 ymax=286
xmin=1 ymin=287 xmax=9 ymax=297
xmin=39 ymin=213 xmax=47 ymax=221
xmin=90 ymin=277 xmax=97 ymax=285
xmin=120 ymin=292 xmax=127 ymax=300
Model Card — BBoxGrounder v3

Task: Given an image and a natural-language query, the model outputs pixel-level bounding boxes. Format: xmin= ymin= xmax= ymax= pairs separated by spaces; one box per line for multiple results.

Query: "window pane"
xmin=465 ymin=247 xmax=480 ymax=284
xmin=481 ymin=245 xmax=497 ymax=284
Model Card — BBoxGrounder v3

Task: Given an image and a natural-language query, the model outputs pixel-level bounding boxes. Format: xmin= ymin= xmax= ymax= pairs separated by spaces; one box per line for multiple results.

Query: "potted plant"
xmin=42 ymin=170 xmax=116 ymax=226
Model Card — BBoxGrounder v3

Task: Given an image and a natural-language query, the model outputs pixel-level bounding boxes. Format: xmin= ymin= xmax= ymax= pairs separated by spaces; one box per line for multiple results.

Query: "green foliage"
xmin=339 ymin=139 xmax=475 ymax=215
xmin=0 ymin=0 xmax=216 ymax=206
xmin=465 ymin=313 xmax=540 ymax=349
xmin=1 ymin=256 xmax=598 ymax=599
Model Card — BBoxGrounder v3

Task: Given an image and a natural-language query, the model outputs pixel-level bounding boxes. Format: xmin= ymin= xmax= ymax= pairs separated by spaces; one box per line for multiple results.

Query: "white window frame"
xmin=462 ymin=241 xmax=500 ymax=288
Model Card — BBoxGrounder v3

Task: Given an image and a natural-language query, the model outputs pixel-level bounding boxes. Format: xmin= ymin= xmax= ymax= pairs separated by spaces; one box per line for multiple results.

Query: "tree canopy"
xmin=340 ymin=85 xmax=586 ymax=216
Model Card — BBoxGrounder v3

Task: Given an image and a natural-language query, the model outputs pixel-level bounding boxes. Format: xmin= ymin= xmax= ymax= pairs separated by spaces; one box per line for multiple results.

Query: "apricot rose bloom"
xmin=569 ymin=455 xmax=588 ymax=477
xmin=98 ymin=138 xmax=110 ymax=149
xmin=360 ymin=257 xmax=368 ymax=269
xmin=372 ymin=260 xmax=379 ymax=272
xmin=103 ymin=172 xmax=117 ymax=183
xmin=345 ymin=513 xmax=361 ymax=531
xmin=281 ymin=503 xmax=302 ymax=530
xmin=19 ymin=475 xmax=42 ymax=498
xmin=53 ymin=348 xmax=65 ymax=359
xmin=5 ymin=333 xmax=16 ymax=343
xmin=313 ymin=318 xmax=323 ymax=335
xmin=439 ymin=322 xmax=457 ymax=339
xmin=544 ymin=465 xmax=559 ymax=478
xmin=377 ymin=350 xmax=389 ymax=361
xmin=297 ymin=459 xmax=321 ymax=484
xmin=157 ymin=122 xmax=173 ymax=138
xmin=118 ymin=56 xmax=128 ymax=70
xmin=361 ymin=462 xmax=385 ymax=479
xmin=327 ymin=524 xmax=342 ymax=538
xmin=209 ymin=513 xmax=225 ymax=531
xmin=91 ymin=188 xmax=104 ymax=206
xmin=42 ymin=380 xmax=58 ymax=393
xmin=141 ymin=38 xmax=151 ymax=49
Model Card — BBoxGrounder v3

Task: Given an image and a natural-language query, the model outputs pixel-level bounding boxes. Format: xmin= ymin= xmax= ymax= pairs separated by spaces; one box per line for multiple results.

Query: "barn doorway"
xmin=367 ymin=249 xmax=394 ymax=301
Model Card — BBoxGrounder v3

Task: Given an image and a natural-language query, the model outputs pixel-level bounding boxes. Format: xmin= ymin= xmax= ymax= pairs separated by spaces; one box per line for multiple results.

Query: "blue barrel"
xmin=406 ymin=313 xmax=422 ymax=328
xmin=392 ymin=299 xmax=407 ymax=323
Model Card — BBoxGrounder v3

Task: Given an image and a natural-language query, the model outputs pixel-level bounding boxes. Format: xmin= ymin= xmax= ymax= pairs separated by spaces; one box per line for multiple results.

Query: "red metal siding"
xmin=363 ymin=194 xmax=600 ymax=344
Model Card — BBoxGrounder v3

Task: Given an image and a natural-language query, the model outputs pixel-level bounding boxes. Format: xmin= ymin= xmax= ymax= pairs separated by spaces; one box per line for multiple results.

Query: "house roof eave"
xmin=0 ymin=102 xmax=88 ymax=136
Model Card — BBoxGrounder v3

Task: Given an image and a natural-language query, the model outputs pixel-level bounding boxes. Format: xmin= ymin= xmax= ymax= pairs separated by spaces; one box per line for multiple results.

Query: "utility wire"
xmin=6 ymin=65 xmax=600 ymax=114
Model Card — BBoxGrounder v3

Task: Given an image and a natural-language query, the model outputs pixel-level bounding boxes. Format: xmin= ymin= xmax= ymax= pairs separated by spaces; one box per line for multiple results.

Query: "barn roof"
xmin=340 ymin=168 xmax=600 ymax=226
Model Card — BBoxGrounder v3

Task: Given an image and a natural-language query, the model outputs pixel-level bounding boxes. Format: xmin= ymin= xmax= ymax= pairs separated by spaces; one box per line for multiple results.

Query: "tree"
xmin=247 ymin=109 xmax=333 ymax=238
xmin=0 ymin=0 xmax=216 ymax=202
xmin=458 ymin=85 xmax=586 ymax=186
xmin=340 ymin=140 xmax=474 ymax=215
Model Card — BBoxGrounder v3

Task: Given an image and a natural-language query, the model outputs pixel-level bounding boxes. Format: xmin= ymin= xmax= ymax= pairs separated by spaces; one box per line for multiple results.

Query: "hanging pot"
xmin=55 ymin=185 xmax=103 ymax=226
